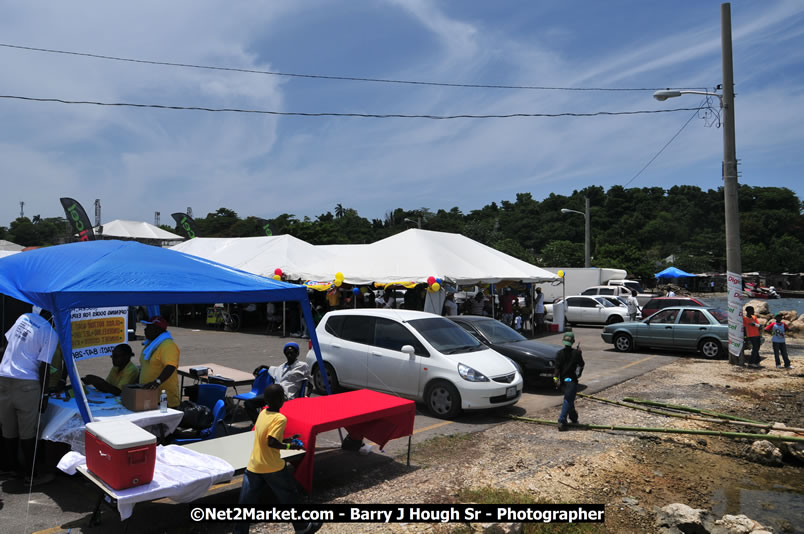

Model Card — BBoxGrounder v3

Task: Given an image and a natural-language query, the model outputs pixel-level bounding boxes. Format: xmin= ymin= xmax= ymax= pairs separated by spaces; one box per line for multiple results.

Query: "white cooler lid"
xmin=86 ymin=419 xmax=157 ymax=449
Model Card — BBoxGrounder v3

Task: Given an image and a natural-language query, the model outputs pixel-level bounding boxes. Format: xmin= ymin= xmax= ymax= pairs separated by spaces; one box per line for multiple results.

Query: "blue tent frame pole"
xmin=299 ymin=297 xmax=330 ymax=394
xmin=55 ymin=310 xmax=93 ymax=424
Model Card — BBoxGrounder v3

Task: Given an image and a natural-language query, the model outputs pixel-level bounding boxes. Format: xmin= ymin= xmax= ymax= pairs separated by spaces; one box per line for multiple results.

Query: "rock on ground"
xmin=745 ymin=440 xmax=784 ymax=466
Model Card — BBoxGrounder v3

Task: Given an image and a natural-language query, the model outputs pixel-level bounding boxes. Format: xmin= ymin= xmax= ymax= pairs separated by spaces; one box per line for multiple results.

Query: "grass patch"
xmin=401 ymin=432 xmax=477 ymax=465
xmin=459 ymin=487 xmax=602 ymax=533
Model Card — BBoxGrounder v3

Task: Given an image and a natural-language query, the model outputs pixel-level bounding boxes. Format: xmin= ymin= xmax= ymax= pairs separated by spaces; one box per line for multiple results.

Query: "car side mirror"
xmin=401 ymin=345 xmax=415 ymax=357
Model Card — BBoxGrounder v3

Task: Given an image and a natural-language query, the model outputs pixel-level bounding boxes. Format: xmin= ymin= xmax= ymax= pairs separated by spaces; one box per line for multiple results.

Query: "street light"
xmin=560 ymin=196 xmax=591 ymax=268
xmin=652 ymin=2 xmax=742 ymax=365
xmin=403 ymin=217 xmax=422 ymax=229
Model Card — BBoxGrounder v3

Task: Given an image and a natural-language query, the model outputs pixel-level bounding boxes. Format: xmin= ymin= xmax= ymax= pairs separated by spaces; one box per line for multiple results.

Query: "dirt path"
xmin=253 ymin=349 xmax=803 ymax=534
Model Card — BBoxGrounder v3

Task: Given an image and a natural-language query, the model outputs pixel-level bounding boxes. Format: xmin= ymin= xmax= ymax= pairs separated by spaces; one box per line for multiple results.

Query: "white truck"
xmin=539 ymin=267 xmax=627 ymax=303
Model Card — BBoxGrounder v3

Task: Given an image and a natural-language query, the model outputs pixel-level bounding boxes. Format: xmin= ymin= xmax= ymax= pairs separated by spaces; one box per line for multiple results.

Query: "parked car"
xmin=581 ymin=284 xmax=653 ymax=306
xmin=306 ymin=309 xmax=523 ymax=418
xmin=545 ymin=296 xmax=629 ymax=326
xmin=601 ymin=306 xmax=728 ymax=359
xmin=447 ymin=316 xmax=561 ymax=386
xmin=641 ymin=297 xmax=708 ymax=319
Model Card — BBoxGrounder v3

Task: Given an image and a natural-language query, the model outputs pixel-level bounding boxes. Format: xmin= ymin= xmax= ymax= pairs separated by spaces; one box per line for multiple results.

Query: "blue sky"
xmin=1 ymin=1 xmax=803 ymax=228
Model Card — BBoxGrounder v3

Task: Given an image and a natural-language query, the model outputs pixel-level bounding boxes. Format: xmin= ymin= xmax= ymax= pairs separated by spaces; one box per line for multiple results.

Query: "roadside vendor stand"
xmin=0 ymin=240 xmax=333 ymax=521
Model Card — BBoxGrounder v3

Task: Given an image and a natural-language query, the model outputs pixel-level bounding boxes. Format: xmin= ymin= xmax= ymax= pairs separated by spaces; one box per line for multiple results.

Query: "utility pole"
xmin=584 ymin=196 xmax=591 ymax=268
xmin=94 ymin=199 xmax=101 ymax=227
xmin=154 ymin=211 xmax=160 ymax=226
xmin=721 ymin=3 xmax=743 ymax=365
xmin=19 ymin=201 xmax=24 ymax=218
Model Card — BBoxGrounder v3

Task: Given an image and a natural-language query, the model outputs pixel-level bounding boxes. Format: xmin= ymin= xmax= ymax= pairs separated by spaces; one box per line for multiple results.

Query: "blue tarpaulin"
xmin=655 ymin=266 xmax=695 ymax=279
xmin=0 ymin=240 xmax=328 ymax=423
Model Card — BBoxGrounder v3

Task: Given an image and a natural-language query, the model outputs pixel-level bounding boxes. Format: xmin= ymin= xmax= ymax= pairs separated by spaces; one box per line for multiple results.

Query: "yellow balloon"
xmin=334 ymin=279 xmax=343 ymax=287
xmin=335 ymin=272 xmax=344 ymax=281
xmin=432 ymin=282 xmax=441 ymax=292
xmin=557 ymin=270 xmax=565 ymax=278
xmin=273 ymin=274 xmax=281 ymax=280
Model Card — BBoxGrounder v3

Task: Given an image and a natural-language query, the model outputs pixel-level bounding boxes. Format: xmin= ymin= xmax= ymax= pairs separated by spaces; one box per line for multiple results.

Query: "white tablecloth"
xmin=41 ymin=390 xmax=183 ymax=453
xmin=59 ymin=444 xmax=235 ymax=521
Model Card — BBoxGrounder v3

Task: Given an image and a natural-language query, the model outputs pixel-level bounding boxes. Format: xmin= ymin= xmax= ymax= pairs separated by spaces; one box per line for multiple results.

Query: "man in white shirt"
xmin=626 ymin=290 xmax=641 ymax=321
xmin=245 ymin=342 xmax=312 ymax=423
xmin=534 ymin=287 xmax=546 ymax=333
xmin=0 ymin=309 xmax=59 ymax=484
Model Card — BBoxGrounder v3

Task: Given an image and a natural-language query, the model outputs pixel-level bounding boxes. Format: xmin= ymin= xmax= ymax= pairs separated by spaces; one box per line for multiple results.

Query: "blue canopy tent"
xmin=655 ymin=266 xmax=695 ymax=279
xmin=0 ymin=240 xmax=329 ymax=424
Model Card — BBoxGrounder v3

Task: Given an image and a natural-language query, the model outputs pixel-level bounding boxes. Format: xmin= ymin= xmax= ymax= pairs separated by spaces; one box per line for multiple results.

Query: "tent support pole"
xmin=282 ymin=302 xmax=286 ymax=337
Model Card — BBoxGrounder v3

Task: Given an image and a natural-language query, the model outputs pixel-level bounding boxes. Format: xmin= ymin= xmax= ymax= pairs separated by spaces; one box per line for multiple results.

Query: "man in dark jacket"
xmin=554 ymin=331 xmax=585 ymax=431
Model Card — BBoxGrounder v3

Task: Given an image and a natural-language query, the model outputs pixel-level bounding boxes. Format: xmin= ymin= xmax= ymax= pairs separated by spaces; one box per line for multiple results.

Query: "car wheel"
xmin=699 ymin=338 xmax=723 ymax=359
xmin=606 ymin=315 xmax=624 ymax=325
xmin=312 ymin=363 xmax=339 ymax=394
xmin=613 ymin=333 xmax=633 ymax=352
xmin=425 ymin=380 xmax=462 ymax=419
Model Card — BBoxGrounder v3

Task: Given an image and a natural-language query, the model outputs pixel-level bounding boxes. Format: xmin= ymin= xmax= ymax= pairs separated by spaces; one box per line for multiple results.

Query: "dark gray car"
xmin=448 ymin=316 xmax=560 ymax=385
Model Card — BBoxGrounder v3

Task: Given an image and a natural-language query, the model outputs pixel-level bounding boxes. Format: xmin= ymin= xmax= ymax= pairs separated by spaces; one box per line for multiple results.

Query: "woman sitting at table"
xmin=82 ymin=343 xmax=139 ymax=396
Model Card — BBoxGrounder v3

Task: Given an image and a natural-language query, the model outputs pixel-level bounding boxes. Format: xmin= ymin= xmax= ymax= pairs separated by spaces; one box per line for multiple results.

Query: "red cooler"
xmin=85 ymin=420 xmax=157 ymax=490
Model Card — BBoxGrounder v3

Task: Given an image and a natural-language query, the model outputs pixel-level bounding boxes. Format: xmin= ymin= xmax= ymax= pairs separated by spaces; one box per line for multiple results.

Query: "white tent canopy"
xmin=0 ymin=240 xmax=24 ymax=251
xmin=96 ymin=219 xmax=183 ymax=241
xmin=170 ymin=235 xmax=336 ymax=281
xmin=171 ymin=230 xmax=557 ymax=286
xmin=324 ymin=229 xmax=557 ymax=285
xmin=0 ymin=250 xmax=20 ymax=259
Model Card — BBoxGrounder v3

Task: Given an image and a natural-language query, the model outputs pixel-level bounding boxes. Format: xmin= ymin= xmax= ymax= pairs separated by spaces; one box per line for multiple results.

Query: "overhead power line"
xmin=623 ymin=101 xmax=707 ymax=187
xmin=0 ymin=42 xmax=699 ymax=93
xmin=0 ymin=94 xmax=703 ymax=120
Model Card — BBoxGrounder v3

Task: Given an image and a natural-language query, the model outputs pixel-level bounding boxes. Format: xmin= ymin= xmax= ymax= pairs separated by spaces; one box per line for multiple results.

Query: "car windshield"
xmin=624 ymin=282 xmax=643 ymax=293
xmin=472 ymin=319 xmax=526 ymax=344
xmin=709 ymin=308 xmax=728 ymax=324
xmin=408 ymin=317 xmax=484 ymax=354
xmin=595 ymin=297 xmax=616 ymax=307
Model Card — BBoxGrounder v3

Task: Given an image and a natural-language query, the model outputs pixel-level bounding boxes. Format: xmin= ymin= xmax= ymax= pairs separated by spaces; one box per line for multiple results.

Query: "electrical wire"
xmin=622 ymin=102 xmax=706 ymax=187
xmin=0 ymin=95 xmax=702 ymax=120
xmin=0 ymin=42 xmax=699 ymax=93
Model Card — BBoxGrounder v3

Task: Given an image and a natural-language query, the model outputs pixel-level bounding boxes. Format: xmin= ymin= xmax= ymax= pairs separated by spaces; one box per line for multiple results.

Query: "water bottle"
xmin=159 ymin=389 xmax=167 ymax=413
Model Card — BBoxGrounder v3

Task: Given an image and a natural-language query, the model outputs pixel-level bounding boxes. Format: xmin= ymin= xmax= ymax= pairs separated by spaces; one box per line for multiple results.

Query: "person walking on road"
xmin=743 ymin=306 xmax=762 ymax=368
xmin=626 ymin=290 xmax=640 ymax=321
xmin=554 ymin=332 xmax=585 ymax=432
xmin=765 ymin=313 xmax=793 ymax=369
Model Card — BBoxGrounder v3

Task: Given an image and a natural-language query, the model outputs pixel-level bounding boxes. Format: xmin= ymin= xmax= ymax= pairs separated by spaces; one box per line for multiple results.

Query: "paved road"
xmin=2 ymin=323 xmax=680 ymax=533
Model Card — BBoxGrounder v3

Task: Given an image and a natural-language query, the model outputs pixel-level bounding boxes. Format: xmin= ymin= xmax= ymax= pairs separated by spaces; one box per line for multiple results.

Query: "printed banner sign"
xmin=59 ymin=197 xmax=96 ymax=241
xmin=304 ymin=280 xmax=334 ymax=291
xmin=726 ymin=271 xmax=743 ymax=357
xmin=70 ymin=307 xmax=129 ymax=359
xmin=172 ymin=212 xmax=201 ymax=239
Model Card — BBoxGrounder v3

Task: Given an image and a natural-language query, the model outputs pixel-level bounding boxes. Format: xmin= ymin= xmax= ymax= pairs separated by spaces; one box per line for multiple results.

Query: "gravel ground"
xmin=247 ymin=344 xmax=803 ymax=534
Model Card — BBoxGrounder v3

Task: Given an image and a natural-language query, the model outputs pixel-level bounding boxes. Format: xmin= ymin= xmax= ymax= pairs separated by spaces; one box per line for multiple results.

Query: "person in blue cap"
xmin=245 ymin=342 xmax=312 ymax=423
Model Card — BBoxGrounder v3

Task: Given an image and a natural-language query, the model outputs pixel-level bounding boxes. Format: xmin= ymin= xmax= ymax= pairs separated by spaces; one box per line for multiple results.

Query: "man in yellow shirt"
xmin=83 ymin=344 xmax=139 ymax=395
xmin=234 ymin=384 xmax=320 ymax=534
xmin=139 ymin=316 xmax=180 ymax=408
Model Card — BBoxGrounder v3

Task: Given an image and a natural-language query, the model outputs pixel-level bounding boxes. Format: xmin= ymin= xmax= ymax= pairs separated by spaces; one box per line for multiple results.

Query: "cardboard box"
xmin=121 ymin=384 xmax=160 ymax=412
xmin=86 ymin=420 xmax=156 ymax=490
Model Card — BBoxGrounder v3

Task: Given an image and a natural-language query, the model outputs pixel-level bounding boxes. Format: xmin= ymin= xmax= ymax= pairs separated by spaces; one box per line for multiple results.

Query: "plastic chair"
xmin=232 ymin=369 xmax=273 ymax=419
xmin=197 ymin=383 xmax=227 ymax=411
xmin=291 ymin=379 xmax=308 ymax=399
xmin=174 ymin=399 xmax=227 ymax=444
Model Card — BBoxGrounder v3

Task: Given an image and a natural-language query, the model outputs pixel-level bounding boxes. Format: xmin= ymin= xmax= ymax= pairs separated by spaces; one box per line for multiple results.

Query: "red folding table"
xmin=280 ymin=389 xmax=416 ymax=493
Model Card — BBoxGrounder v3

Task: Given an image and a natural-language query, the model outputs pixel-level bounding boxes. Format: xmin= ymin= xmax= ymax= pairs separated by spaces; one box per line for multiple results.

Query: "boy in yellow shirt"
xmin=83 ymin=344 xmax=139 ymax=396
xmin=234 ymin=384 xmax=321 ymax=534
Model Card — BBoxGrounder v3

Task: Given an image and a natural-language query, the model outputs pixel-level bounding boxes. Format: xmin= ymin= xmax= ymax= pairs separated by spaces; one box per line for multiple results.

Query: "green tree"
xmin=539 ymin=240 xmax=584 ymax=267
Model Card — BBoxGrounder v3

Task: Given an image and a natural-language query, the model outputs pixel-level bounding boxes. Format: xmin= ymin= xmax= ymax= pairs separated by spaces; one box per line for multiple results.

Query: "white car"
xmin=305 ymin=309 xmax=523 ymax=418
xmin=545 ymin=295 xmax=629 ymax=326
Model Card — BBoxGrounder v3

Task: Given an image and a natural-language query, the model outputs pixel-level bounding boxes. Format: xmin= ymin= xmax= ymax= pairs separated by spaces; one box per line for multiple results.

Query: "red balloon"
xmin=274 ymin=268 xmax=283 ymax=276
xmin=427 ymin=276 xmax=436 ymax=286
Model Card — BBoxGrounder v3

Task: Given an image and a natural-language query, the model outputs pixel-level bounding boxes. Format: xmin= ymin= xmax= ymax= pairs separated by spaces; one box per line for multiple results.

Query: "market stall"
xmin=0 ymin=239 xmax=330 ymax=425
